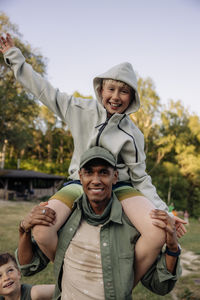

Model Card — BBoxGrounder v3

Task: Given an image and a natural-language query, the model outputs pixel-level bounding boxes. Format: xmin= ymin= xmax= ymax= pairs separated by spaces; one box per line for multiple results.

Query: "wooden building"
xmin=0 ymin=169 xmax=65 ymax=200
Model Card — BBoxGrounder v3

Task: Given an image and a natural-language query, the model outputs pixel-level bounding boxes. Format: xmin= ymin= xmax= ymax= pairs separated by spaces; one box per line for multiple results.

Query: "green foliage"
xmin=0 ymin=13 xmax=200 ymax=217
xmin=5 ymin=158 xmax=69 ymax=177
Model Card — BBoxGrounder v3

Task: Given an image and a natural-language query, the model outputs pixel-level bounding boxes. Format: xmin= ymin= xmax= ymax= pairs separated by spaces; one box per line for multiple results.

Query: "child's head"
xmin=0 ymin=253 xmax=21 ymax=297
xmin=101 ymin=79 xmax=134 ymax=116
xmin=93 ymin=62 xmax=140 ymax=115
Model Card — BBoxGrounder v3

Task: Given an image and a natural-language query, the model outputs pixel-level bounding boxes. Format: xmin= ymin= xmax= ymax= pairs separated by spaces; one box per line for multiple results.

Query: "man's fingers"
xmin=152 ymin=219 xmax=167 ymax=229
xmin=174 ymin=215 xmax=187 ymax=224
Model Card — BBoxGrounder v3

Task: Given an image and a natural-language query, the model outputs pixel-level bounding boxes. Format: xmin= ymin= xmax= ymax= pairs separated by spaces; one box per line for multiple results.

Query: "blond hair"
xmin=102 ymin=79 xmax=132 ymax=91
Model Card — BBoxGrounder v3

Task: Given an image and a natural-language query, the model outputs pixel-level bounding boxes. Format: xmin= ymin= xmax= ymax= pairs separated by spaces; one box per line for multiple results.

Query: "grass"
xmin=178 ymin=219 xmax=200 ymax=254
xmin=0 ymin=200 xmax=200 ymax=299
xmin=0 ymin=200 xmax=54 ymax=285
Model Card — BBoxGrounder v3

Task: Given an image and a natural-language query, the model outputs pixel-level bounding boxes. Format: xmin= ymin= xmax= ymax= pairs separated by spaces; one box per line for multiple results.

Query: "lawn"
xmin=0 ymin=200 xmax=200 ymax=299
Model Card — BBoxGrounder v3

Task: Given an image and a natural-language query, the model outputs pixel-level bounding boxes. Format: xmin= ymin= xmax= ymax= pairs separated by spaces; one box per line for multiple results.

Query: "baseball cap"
xmin=80 ymin=147 xmax=116 ymax=169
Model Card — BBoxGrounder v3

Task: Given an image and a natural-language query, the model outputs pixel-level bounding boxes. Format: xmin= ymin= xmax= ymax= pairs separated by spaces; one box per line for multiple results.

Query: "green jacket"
xmin=16 ymin=193 xmax=181 ymax=300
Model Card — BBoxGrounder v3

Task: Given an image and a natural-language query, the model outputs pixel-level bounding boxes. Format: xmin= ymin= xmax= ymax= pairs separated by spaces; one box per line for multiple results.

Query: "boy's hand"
xmin=21 ymin=203 xmax=56 ymax=233
xmin=0 ymin=33 xmax=15 ymax=54
xmin=150 ymin=209 xmax=178 ymax=251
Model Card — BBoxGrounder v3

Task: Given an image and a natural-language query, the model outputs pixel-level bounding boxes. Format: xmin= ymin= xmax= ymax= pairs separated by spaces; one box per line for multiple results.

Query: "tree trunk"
xmin=0 ymin=139 xmax=8 ymax=169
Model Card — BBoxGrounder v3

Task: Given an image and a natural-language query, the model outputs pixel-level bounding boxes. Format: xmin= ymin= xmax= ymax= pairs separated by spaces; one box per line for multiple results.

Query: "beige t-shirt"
xmin=61 ymin=220 xmax=105 ymax=300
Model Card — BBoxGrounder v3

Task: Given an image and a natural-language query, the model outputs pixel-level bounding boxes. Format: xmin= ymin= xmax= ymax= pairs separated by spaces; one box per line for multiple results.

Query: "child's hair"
xmin=102 ymin=79 xmax=135 ymax=102
xmin=0 ymin=253 xmax=18 ymax=269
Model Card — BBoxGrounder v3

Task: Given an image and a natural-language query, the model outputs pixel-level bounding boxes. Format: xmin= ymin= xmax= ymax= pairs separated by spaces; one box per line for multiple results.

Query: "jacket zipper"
xmin=117 ymin=115 xmax=138 ymax=163
xmin=95 ymin=117 xmax=110 ymax=146
xmin=95 ymin=115 xmax=138 ymax=163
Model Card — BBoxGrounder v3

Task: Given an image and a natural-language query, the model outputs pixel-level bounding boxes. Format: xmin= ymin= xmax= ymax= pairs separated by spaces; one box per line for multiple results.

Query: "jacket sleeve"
xmin=15 ymin=240 xmax=49 ymax=276
xmin=122 ymin=125 xmax=168 ymax=211
xmin=3 ymin=47 xmax=73 ymax=123
xmin=141 ymin=253 xmax=182 ymax=295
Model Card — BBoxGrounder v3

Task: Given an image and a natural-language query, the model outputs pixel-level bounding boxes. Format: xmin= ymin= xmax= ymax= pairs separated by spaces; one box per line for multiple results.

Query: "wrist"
xmin=19 ymin=220 xmax=31 ymax=234
xmin=165 ymin=244 xmax=181 ymax=257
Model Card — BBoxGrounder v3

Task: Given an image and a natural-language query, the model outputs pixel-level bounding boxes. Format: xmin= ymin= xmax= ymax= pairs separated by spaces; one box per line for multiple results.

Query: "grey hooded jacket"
xmin=4 ymin=47 xmax=168 ymax=210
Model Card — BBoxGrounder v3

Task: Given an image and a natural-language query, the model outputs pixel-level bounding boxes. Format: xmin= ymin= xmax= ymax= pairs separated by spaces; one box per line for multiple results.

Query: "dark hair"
xmin=0 ymin=253 xmax=18 ymax=269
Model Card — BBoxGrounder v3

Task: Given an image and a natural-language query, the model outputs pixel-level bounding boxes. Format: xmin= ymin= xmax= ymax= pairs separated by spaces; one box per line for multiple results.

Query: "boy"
xmin=0 ymin=33 xmax=186 ymax=284
xmin=0 ymin=253 xmax=54 ymax=300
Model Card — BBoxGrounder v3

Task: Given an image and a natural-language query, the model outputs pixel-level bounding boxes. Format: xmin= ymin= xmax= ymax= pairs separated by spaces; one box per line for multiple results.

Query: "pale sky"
xmin=1 ymin=0 xmax=200 ymax=116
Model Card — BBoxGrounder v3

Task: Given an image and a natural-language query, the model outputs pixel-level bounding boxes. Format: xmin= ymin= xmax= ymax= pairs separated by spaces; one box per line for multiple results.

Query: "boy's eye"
xmin=8 ymin=268 xmax=14 ymax=273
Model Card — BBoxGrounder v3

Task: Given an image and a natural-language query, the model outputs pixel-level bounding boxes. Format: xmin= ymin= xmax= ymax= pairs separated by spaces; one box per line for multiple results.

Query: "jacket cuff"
xmin=4 ymin=47 xmax=25 ymax=67
xmin=156 ymin=252 xmax=182 ymax=282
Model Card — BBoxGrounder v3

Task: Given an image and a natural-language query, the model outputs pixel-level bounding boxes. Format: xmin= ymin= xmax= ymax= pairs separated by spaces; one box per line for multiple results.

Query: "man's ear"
xmin=113 ymin=170 xmax=118 ymax=185
xmin=78 ymin=170 xmax=82 ymax=184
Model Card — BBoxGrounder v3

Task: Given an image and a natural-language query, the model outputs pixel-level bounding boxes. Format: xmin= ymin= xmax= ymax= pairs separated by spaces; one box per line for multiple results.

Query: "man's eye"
xmin=84 ymin=170 xmax=92 ymax=175
xmin=100 ymin=170 xmax=108 ymax=175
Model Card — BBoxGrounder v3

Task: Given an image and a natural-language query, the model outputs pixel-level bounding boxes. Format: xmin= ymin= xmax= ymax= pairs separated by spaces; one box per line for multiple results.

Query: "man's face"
xmin=79 ymin=160 xmax=118 ymax=215
xmin=0 ymin=261 xmax=21 ymax=297
xmin=101 ymin=80 xmax=131 ymax=116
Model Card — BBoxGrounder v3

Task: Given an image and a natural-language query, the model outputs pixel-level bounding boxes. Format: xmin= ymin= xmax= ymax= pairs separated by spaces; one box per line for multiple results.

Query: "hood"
xmin=93 ymin=62 xmax=140 ymax=114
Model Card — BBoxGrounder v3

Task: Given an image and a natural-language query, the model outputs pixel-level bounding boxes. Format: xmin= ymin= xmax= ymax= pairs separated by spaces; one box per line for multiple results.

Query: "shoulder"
xmin=21 ymin=283 xmax=32 ymax=300
xmin=71 ymin=96 xmax=98 ymax=110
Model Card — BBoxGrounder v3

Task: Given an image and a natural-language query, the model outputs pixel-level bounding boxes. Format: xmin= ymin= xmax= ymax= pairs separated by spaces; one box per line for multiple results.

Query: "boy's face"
xmin=0 ymin=261 xmax=21 ymax=297
xmin=101 ymin=80 xmax=132 ymax=116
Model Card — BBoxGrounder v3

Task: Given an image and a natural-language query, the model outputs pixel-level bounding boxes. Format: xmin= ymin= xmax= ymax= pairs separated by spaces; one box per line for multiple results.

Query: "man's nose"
xmin=91 ymin=173 xmax=101 ymax=184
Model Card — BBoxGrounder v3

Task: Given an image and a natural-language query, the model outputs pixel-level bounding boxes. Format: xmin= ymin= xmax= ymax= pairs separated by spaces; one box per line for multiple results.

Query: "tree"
xmin=130 ymin=76 xmax=161 ymax=154
xmin=0 ymin=13 xmax=47 ymax=168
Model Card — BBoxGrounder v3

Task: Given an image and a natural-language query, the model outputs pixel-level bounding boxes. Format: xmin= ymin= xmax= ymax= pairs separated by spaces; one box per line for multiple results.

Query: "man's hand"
xmin=150 ymin=209 xmax=178 ymax=251
xmin=173 ymin=216 xmax=187 ymax=238
xmin=21 ymin=202 xmax=56 ymax=233
xmin=0 ymin=33 xmax=14 ymax=54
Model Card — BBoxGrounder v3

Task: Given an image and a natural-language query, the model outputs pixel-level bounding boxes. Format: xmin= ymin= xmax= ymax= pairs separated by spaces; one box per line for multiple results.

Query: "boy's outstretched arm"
xmin=31 ymin=284 xmax=55 ymax=300
xmin=0 ymin=33 xmax=14 ymax=53
xmin=18 ymin=204 xmax=56 ymax=265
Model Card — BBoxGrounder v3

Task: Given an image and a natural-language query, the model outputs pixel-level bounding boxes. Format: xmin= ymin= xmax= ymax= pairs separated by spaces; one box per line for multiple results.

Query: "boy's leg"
xmin=114 ymin=187 xmax=166 ymax=286
xmin=32 ymin=184 xmax=83 ymax=261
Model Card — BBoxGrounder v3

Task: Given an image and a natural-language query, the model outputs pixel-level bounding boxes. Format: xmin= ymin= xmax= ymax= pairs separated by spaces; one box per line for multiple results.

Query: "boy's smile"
xmin=101 ymin=81 xmax=132 ymax=116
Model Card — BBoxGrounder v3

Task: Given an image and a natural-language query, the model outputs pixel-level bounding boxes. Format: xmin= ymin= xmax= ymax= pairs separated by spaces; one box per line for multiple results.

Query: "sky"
xmin=1 ymin=0 xmax=200 ymax=116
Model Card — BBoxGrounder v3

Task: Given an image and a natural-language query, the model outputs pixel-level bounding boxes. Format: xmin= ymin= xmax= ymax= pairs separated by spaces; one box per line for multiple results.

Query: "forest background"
xmin=0 ymin=13 xmax=200 ymax=217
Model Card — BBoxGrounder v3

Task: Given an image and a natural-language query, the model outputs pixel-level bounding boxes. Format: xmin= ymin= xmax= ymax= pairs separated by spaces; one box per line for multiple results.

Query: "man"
xmin=16 ymin=146 xmax=181 ymax=300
